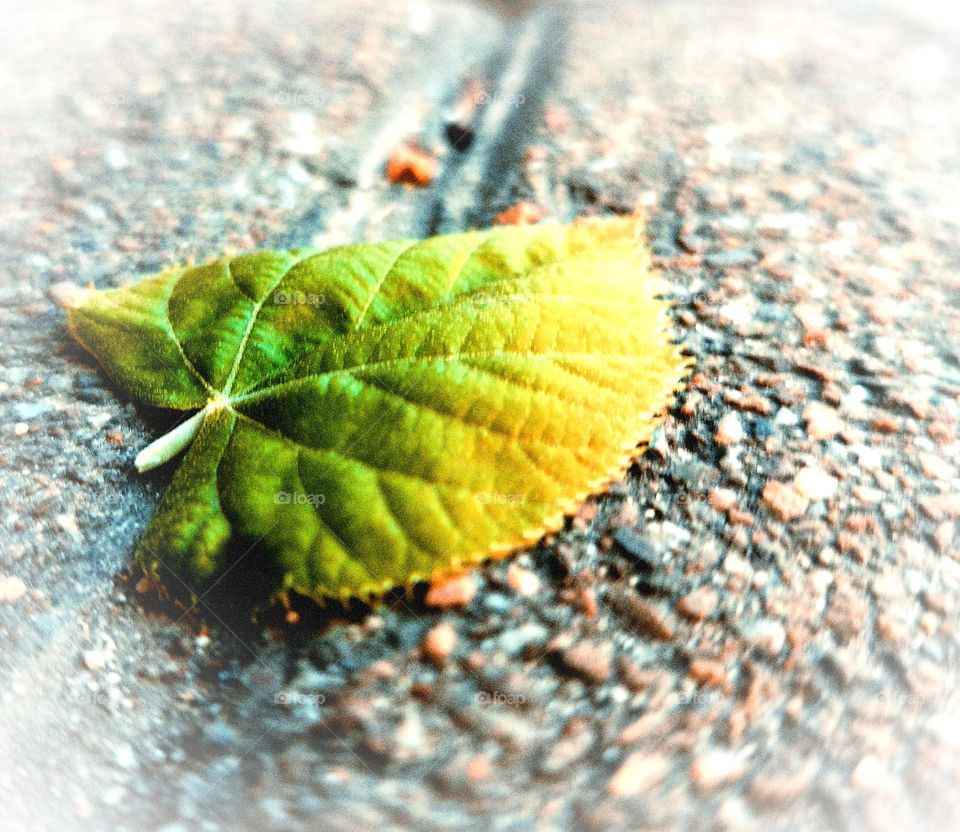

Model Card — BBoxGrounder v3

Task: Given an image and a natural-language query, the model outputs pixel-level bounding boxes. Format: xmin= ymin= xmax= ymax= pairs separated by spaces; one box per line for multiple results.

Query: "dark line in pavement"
xmin=422 ymin=6 xmax=569 ymax=235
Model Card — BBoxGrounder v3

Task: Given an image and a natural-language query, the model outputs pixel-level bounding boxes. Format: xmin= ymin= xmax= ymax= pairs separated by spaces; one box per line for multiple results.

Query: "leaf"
xmin=68 ymin=218 xmax=691 ymax=604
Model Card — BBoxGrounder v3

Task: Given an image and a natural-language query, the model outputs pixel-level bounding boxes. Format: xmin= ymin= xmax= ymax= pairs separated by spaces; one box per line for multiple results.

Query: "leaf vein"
xmin=232 ymin=289 xmax=627 ymax=399
xmin=353 ymin=241 xmax=419 ymax=330
xmin=233 ymin=350 xmax=646 ymax=405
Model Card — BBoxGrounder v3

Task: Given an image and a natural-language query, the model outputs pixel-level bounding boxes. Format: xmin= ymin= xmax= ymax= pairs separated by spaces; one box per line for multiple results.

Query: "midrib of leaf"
xmin=229 ymin=289 xmax=654 ymax=403
xmin=229 ymin=349 xmax=659 ymax=407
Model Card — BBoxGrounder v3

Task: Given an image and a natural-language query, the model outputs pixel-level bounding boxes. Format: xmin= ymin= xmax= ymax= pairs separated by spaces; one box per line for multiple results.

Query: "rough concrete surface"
xmin=2 ymin=1 xmax=960 ymax=830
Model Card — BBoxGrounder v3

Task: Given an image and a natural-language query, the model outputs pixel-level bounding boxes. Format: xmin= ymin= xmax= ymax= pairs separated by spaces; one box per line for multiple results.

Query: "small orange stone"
xmin=422 ymin=622 xmax=457 ymax=663
xmin=578 ymin=587 xmax=599 ymax=618
xmin=803 ymin=401 xmax=843 ymax=440
xmin=762 ymin=480 xmax=810 ymax=522
xmin=495 ymin=201 xmax=545 ymax=226
xmin=707 ymin=488 xmax=737 ymax=512
xmin=466 ymin=754 xmax=492 ymax=782
xmin=872 ymin=413 xmax=900 ymax=434
xmin=688 ymin=658 xmax=728 ymax=688
xmin=676 ymin=585 xmax=718 ymax=621
xmin=727 ymin=507 xmax=755 ymax=526
xmin=385 ymin=145 xmax=437 ymax=186
xmin=425 ymin=573 xmax=477 ymax=608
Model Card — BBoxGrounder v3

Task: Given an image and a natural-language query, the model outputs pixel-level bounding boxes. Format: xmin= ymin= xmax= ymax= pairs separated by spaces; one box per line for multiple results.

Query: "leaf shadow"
xmin=122 ymin=536 xmax=441 ymax=647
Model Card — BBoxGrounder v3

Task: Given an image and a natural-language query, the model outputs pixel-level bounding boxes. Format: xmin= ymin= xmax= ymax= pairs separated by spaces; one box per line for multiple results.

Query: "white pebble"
xmin=83 ymin=649 xmax=107 ymax=672
xmin=793 ymin=466 xmax=839 ymax=501
xmin=715 ymin=413 xmax=745 ymax=446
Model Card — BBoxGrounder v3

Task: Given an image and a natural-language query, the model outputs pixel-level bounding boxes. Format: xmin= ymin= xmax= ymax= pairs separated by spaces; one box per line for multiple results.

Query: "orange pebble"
xmin=424 ymin=573 xmax=477 ymax=608
xmin=386 ymin=145 xmax=437 ymax=186
xmin=495 ymin=201 xmax=545 ymax=225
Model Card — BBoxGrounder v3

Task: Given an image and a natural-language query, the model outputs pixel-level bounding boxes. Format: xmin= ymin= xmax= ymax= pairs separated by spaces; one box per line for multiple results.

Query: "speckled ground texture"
xmin=2 ymin=1 xmax=960 ymax=830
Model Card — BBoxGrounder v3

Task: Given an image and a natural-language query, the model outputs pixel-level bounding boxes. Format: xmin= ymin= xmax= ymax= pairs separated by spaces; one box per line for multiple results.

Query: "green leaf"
xmin=68 ymin=219 xmax=691 ymax=603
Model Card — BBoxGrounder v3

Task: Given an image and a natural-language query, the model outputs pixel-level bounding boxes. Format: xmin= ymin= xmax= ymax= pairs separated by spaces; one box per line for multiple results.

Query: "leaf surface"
xmin=68 ymin=219 xmax=691 ymax=602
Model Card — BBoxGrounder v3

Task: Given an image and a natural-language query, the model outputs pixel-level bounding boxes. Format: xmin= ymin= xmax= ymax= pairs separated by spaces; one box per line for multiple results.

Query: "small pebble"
xmin=774 ymin=407 xmax=799 ymax=427
xmin=559 ymin=640 xmax=612 ymax=683
xmin=425 ymin=574 xmax=477 ymax=608
xmin=83 ymin=649 xmax=107 ymax=672
xmin=793 ymin=466 xmax=838 ymax=501
xmin=578 ymin=587 xmax=599 ymax=618
xmin=762 ymin=480 xmax=809 ymax=521
xmin=919 ymin=493 xmax=960 ymax=521
xmin=742 ymin=618 xmax=786 ymax=656
xmin=875 ymin=610 xmax=909 ymax=645
xmin=606 ymin=589 xmax=676 ymax=641
xmin=715 ymin=412 xmax=745 ymax=446
xmin=422 ymin=622 xmax=457 ymax=663
xmin=466 ymin=755 xmax=492 ymax=782
xmin=933 ymin=522 xmax=954 ymax=552
xmin=690 ymin=749 xmax=745 ymax=791
xmin=611 ymin=527 xmax=657 ymax=568
xmin=747 ymin=764 xmax=815 ymax=806
xmin=852 ymin=485 xmax=883 ymax=504
xmin=385 ymin=145 xmax=437 ymax=186
xmin=0 ymin=575 xmax=27 ymax=603
xmin=55 ymin=512 xmax=82 ymax=543
xmin=919 ymin=453 xmax=954 ymax=481
xmin=506 ymin=564 xmax=540 ymax=596
xmin=707 ymin=488 xmax=737 ymax=511
xmin=688 ymin=658 xmax=727 ymax=688
xmin=723 ymin=553 xmax=750 ymax=576
xmin=608 ymin=752 xmax=669 ymax=797
xmin=803 ymin=401 xmax=843 ymax=440
xmin=704 ymin=248 xmax=758 ymax=269
xmin=677 ymin=585 xmax=719 ymax=621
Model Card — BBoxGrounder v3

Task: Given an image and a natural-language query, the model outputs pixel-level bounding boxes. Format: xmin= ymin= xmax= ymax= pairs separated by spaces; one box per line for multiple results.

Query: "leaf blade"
xmin=70 ymin=218 xmax=691 ymax=603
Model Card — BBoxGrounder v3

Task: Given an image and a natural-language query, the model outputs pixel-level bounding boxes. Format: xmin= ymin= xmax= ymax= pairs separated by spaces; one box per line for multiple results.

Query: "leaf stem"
xmin=134 ymin=405 xmax=210 ymax=472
